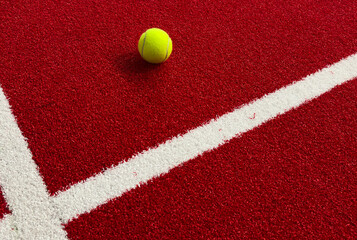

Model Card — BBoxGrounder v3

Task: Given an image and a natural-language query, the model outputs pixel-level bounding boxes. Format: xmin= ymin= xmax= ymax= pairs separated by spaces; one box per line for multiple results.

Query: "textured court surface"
xmin=0 ymin=0 xmax=356 ymax=239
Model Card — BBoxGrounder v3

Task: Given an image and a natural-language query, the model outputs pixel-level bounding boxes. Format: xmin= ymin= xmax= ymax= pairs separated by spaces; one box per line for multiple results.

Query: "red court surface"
xmin=65 ymin=80 xmax=357 ymax=239
xmin=0 ymin=190 xmax=9 ymax=219
xmin=0 ymin=0 xmax=356 ymax=239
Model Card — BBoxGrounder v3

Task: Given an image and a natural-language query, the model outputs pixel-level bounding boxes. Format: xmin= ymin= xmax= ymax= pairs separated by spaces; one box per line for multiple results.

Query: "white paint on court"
xmin=53 ymin=53 xmax=357 ymax=223
xmin=0 ymin=53 xmax=356 ymax=238
xmin=0 ymin=87 xmax=68 ymax=239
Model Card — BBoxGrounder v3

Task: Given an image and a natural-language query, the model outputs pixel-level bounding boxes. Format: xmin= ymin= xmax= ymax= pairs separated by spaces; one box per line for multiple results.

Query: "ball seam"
xmin=141 ymin=32 xmax=147 ymax=58
xmin=164 ymin=37 xmax=170 ymax=61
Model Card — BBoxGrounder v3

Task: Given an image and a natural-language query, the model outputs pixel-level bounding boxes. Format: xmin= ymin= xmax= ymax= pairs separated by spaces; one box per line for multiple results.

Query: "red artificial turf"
xmin=0 ymin=0 xmax=356 ymax=238
xmin=65 ymin=79 xmax=357 ymax=239
xmin=0 ymin=191 xmax=10 ymax=219
xmin=0 ymin=0 xmax=356 ymax=195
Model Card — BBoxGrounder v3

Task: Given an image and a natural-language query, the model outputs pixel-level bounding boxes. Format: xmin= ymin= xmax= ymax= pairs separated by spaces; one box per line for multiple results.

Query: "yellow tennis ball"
xmin=138 ymin=28 xmax=173 ymax=64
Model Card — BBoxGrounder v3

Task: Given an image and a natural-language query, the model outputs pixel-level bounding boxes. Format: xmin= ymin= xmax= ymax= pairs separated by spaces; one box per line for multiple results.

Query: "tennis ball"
xmin=138 ymin=28 xmax=173 ymax=64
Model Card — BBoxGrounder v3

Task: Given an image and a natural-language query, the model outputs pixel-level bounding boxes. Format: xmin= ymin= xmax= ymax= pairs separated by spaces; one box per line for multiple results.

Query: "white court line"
xmin=0 ymin=87 xmax=68 ymax=239
xmin=0 ymin=53 xmax=356 ymax=237
xmin=0 ymin=215 xmax=17 ymax=239
xmin=52 ymin=53 xmax=357 ymax=223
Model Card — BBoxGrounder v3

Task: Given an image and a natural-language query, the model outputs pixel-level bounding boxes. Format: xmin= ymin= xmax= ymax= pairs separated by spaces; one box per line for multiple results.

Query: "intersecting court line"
xmin=0 ymin=54 xmax=356 ymax=239
xmin=53 ymin=53 xmax=357 ymax=224
xmin=0 ymin=87 xmax=68 ymax=239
